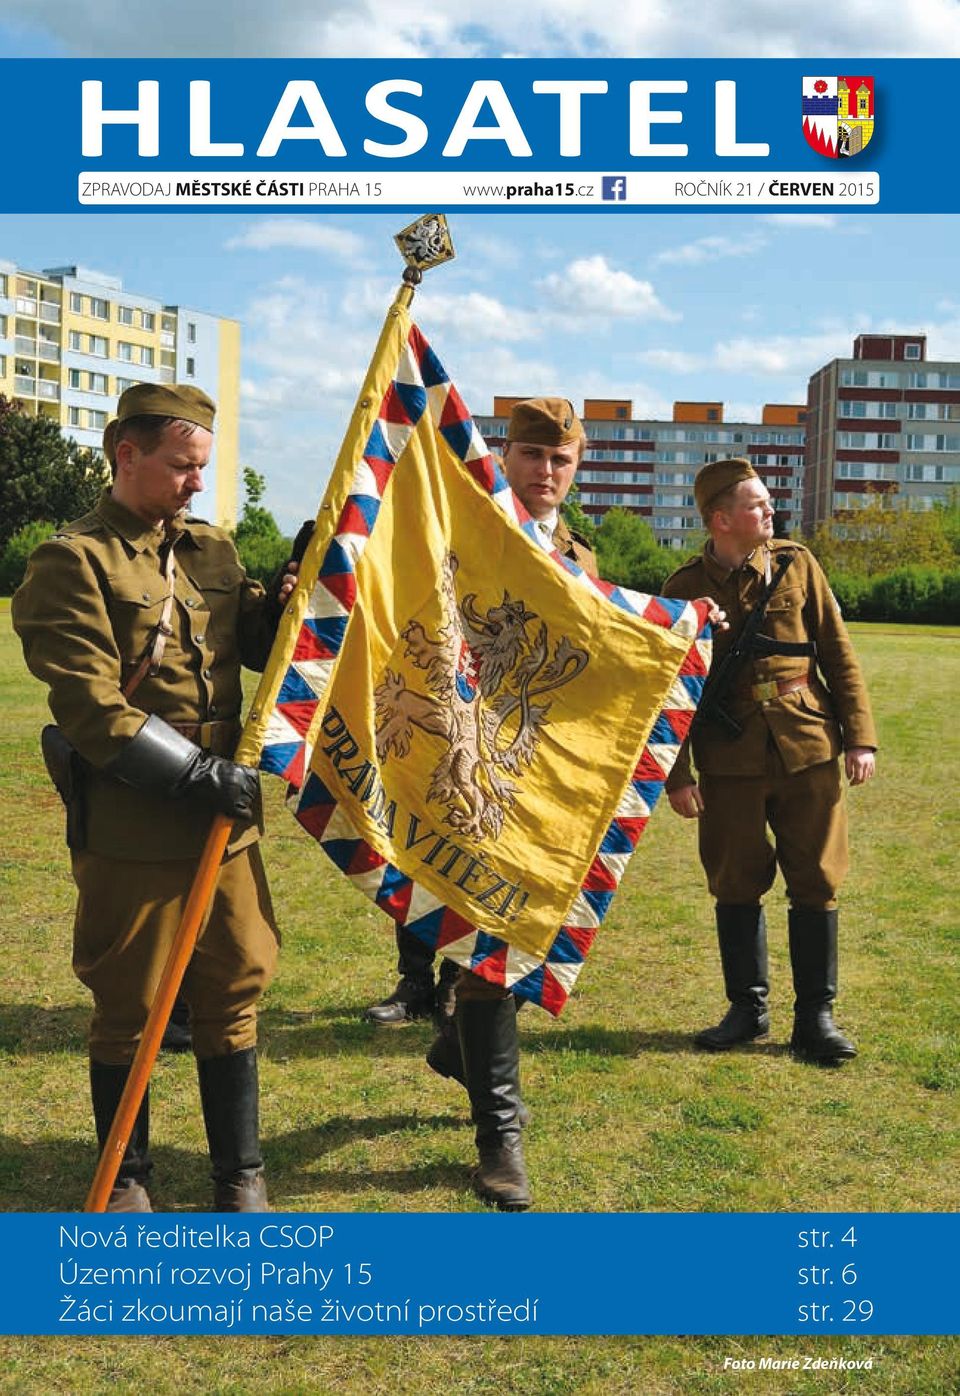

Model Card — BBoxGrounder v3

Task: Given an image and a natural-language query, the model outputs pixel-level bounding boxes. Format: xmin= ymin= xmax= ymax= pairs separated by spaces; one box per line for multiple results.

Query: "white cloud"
xmin=225 ymin=219 xmax=367 ymax=261
xmin=539 ymin=255 xmax=678 ymax=322
xmin=416 ymin=291 xmax=543 ymax=343
xmin=652 ymin=233 xmax=767 ymax=267
xmin=636 ymin=348 xmax=706 ymax=373
xmin=10 ymin=0 xmax=960 ymax=57
xmin=759 ymin=214 xmax=838 ymax=230
xmin=713 ymin=328 xmax=853 ymax=376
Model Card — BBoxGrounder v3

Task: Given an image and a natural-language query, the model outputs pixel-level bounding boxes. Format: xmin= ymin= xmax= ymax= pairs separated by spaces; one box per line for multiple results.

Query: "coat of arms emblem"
xmin=802 ymin=76 xmax=875 ymax=159
xmin=374 ymin=553 xmax=588 ymax=842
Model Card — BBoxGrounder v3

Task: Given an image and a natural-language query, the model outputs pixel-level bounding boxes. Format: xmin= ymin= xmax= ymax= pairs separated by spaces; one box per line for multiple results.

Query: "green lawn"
xmin=0 ymin=612 xmax=957 ymax=1393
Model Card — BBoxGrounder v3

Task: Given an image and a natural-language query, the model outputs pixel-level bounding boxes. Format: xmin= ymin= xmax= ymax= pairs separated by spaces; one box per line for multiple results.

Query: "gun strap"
xmin=121 ymin=528 xmax=177 ymax=700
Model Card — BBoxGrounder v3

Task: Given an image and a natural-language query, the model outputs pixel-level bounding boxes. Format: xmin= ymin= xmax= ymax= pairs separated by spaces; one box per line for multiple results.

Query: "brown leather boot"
xmin=197 ymin=1049 xmax=270 ymax=1212
xmin=458 ymin=999 xmax=531 ymax=1212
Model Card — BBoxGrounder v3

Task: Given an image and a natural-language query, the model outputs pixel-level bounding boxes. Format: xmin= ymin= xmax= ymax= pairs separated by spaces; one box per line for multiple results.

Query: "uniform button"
xmin=210 ymin=705 xmax=218 ymax=716
xmin=203 ymin=668 xmax=212 ymax=680
xmin=142 ymin=593 xmax=150 ymax=602
xmin=195 ymin=633 xmax=205 ymax=644
xmin=185 ymin=598 xmax=196 ymax=608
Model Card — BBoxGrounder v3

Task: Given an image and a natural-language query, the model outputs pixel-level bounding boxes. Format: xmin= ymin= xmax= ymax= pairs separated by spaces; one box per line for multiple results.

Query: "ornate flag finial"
xmin=394 ymin=213 xmax=456 ymax=283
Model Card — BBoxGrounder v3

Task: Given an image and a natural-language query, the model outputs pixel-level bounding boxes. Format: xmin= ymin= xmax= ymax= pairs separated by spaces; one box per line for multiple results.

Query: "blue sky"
xmin=2 ymin=4 xmax=958 ymax=530
xmin=4 ymin=210 xmax=957 ymax=531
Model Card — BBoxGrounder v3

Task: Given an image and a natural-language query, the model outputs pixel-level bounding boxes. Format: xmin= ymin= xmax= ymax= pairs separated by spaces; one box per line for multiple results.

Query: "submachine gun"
xmin=691 ymin=551 xmax=816 ymax=740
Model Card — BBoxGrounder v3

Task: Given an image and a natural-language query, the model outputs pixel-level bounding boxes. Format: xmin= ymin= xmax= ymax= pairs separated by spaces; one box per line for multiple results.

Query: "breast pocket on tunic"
xmin=105 ymin=576 xmax=167 ymax=671
xmin=762 ymin=584 xmax=806 ymax=643
xmin=187 ymin=561 xmax=246 ymax=644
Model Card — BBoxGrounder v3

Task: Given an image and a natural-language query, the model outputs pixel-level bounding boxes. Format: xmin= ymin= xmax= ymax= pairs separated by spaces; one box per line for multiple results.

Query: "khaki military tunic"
xmin=661 ymin=538 xmax=877 ymax=908
xmin=12 ymin=490 xmax=279 ymax=1062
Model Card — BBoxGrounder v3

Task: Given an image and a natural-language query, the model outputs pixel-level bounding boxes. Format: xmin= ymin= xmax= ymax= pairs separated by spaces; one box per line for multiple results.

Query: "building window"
xmin=68 ymin=330 xmax=83 ymax=351
xmin=118 ymin=341 xmax=133 ymax=363
xmin=68 ymin=368 xmax=82 ymax=388
xmin=70 ymin=292 xmax=84 ymax=314
xmin=0 ymin=274 xmax=6 ymax=297
xmin=68 ymin=406 xmax=81 ymax=426
xmin=140 ymin=346 xmax=154 ymax=367
xmin=186 ymin=356 xmax=196 ymax=377
xmin=88 ymin=409 xmax=107 ymax=429
xmin=89 ymin=335 xmax=108 ymax=356
xmin=141 ymin=311 xmax=155 ymax=331
xmin=904 ymin=343 xmax=921 ymax=360
xmin=117 ymin=305 xmax=135 ymax=326
xmin=90 ymin=298 xmax=109 ymax=320
xmin=90 ymin=372 xmax=108 ymax=393
xmin=0 ymin=355 xmax=5 ymax=376
xmin=186 ymin=322 xmax=196 ymax=344
xmin=116 ymin=376 xmax=137 ymax=394
xmin=707 ymin=408 xmax=719 ymax=421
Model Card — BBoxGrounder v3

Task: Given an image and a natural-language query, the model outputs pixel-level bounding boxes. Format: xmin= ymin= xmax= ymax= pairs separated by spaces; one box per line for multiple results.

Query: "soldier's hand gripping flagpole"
xmin=83 ymin=215 xmax=457 ymax=1213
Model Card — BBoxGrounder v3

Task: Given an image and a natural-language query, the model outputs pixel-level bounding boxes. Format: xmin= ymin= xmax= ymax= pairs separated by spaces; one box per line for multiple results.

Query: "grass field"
xmin=0 ymin=605 xmax=957 ymax=1393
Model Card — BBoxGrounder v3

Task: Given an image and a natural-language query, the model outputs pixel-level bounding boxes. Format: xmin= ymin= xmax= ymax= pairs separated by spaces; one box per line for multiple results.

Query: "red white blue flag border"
xmin=258 ymin=322 xmax=712 ymax=1014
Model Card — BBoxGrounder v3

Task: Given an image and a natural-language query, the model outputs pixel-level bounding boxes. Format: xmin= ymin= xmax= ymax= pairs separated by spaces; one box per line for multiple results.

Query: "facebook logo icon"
xmin=602 ymin=176 xmax=627 ymax=201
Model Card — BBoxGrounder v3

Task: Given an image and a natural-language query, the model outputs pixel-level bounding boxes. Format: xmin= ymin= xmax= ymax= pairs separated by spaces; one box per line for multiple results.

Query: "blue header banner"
xmin=0 ymin=58 xmax=953 ymax=212
xmin=2 ymin=1212 xmax=956 ymax=1336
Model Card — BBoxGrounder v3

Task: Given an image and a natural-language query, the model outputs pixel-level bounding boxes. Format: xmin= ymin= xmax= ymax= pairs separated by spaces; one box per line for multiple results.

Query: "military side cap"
xmin=104 ymin=384 xmax=216 ymax=464
xmin=506 ymin=397 xmax=584 ymax=447
xmin=695 ymin=456 xmax=759 ymax=519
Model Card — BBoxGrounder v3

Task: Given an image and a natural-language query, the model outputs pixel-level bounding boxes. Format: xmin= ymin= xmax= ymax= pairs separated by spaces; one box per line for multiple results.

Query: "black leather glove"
xmin=107 ymin=714 xmax=259 ymax=820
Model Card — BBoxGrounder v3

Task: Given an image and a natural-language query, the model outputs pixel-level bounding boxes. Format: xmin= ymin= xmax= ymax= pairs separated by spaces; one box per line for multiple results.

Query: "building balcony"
xmin=14 ymin=375 xmax=36 ymax=396
xmin=37 ymin=380 xmax=60 ymax=401
xmin=15 ymin=297 xmax=37 ymax=316
xmin=158 ymin=367 xmax=176 ymax=383
xmin=39 ymin=303 xmax=61 ymax=323
xmin=15 ymin=336 xmax=36 ymax=356
xmin=38 ymin=341 xmax=60 ymax=362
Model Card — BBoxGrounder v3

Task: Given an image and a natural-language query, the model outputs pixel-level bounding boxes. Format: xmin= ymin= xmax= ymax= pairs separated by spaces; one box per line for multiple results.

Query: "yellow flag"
xmin=245 ymin=295 xmax=710 ymax=1014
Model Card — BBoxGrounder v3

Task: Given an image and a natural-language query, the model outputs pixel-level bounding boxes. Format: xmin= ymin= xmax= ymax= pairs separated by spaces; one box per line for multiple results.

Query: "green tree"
xmin=0 ymin=394 xmax=107 ymax=549
xmin=233 ymin=466 xmax=291 ymax=583
xmin=0 ymin=520 xmax=56 ymax=594
xmin=808 ymin=491 xmax=954 ymax=577
xmin=595 ymin=508 xmax=700 ymax=592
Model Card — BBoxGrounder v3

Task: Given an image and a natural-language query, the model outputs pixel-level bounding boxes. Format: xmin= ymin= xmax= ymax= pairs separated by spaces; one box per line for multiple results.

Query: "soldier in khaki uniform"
xmin=13 ymin=384 xmax=292 ymax=1212
xmin=662 ymin=458 xmax=877 ymax=1064
xmin=418 ymin=399 xmax=597 ymax=1211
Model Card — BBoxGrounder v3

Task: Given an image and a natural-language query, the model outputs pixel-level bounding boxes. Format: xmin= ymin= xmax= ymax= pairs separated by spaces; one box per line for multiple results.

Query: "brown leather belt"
xmin=740 ymin=671 xmax=813 ymax=703
xmin=170 ymin=719 xmax=239 ymax=752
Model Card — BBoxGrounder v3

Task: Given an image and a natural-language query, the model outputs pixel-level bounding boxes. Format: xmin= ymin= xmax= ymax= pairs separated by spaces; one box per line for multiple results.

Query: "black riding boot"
xmin=90 ymin=1061 xmax=152 ymax=1213
xmin=427 ymin=1001 xmax=531 ymax=1126
xmin=197 ymin=1049 xmax=269 ymax=1211
xmin=365 ymin=927 xmax=436 ymax=1024
xmin=788 ymin=906 xmax=856 ymax=1064
xmin=695 ymin=903 xmax=770 ymax=1050
xmin=458 ymin=998 xmax=531 ymax=1211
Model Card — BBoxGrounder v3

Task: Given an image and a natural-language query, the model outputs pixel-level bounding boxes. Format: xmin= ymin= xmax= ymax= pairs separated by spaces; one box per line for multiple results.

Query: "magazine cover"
xmin=0 ymin=5 xmax=957 ymax=1393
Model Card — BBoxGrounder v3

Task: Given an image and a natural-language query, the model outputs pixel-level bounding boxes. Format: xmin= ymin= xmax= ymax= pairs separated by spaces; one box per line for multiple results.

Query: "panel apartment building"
xmin=475 ymin=398 xmax=806 ymax=548
xmin=803 ymin=334 xmax=960 ymax=532
xmin=0 ymin=259 xmax=241 ymax=528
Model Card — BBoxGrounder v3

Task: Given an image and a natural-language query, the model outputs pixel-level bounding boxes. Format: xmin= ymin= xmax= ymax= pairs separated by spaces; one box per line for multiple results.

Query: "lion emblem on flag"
xmin=374 ymin=552 xmax=588 ymax=841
